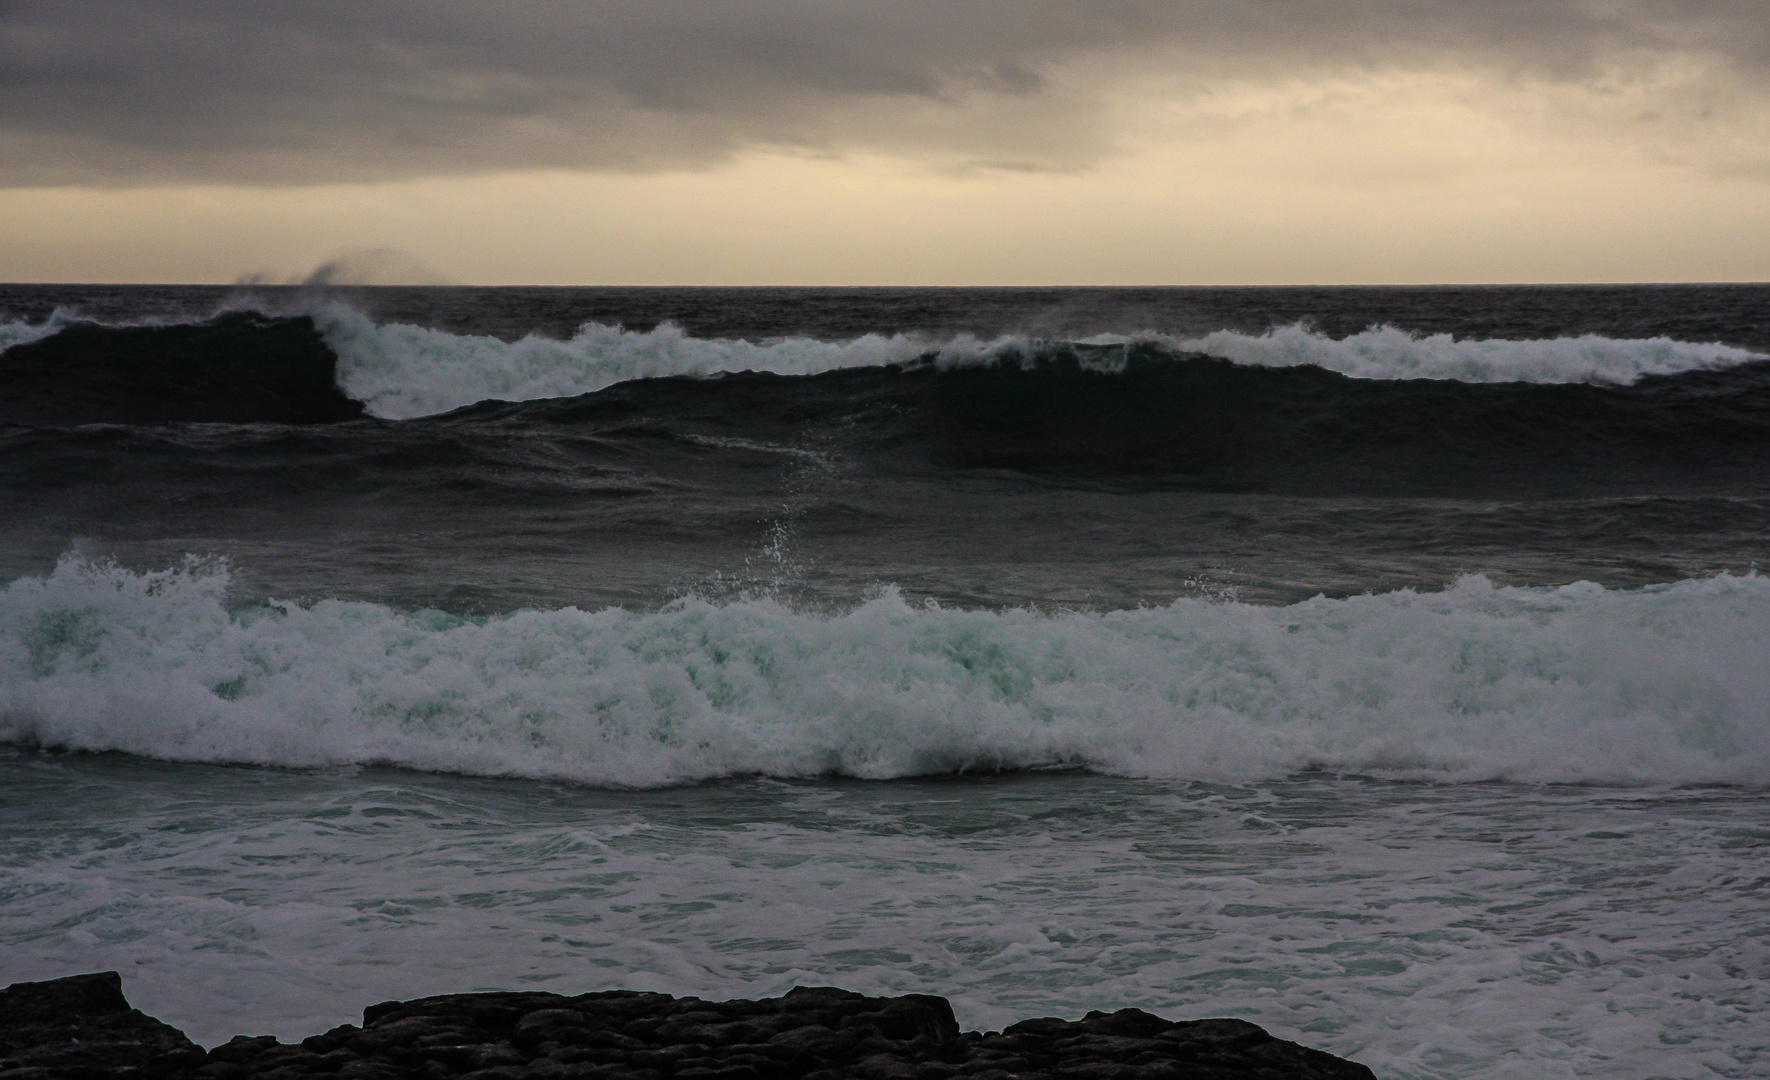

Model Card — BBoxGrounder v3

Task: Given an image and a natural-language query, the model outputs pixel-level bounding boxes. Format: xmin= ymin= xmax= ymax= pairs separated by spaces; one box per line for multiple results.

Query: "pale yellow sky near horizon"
xmin=6 ymin=41 xmax=1768 ymax=285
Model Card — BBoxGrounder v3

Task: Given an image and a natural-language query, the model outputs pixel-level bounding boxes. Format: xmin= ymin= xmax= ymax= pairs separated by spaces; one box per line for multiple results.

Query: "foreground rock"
xmin=0 ymin=972 xmax=205 ymax=1078
xmin=1 ymin=973 xmax=1375 ymax=1079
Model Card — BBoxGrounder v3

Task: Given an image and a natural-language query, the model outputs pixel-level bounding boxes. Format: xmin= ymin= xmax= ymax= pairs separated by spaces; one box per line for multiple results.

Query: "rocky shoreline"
xmin=0 ymin=972 xmax=1376 ymax=1080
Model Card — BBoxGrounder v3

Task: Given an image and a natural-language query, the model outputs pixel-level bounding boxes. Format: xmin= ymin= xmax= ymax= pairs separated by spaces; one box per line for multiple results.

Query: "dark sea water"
xmin=2 ymin=284 xmax=1768 ymax=1078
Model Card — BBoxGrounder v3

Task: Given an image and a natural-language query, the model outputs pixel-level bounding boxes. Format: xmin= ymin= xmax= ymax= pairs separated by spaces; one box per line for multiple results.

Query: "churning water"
xmin=3 ymin=284 xmax=1768 ymax=1078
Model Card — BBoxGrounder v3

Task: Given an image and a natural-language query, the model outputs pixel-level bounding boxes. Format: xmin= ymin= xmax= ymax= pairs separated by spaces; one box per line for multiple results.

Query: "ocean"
xmin=1 ymin=283 xmax=1767 ymax=1079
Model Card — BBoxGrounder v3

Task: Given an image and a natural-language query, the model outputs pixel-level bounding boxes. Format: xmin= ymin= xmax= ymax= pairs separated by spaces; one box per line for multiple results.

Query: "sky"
xmin=3 ymin=0 xmax=1768 ymax=285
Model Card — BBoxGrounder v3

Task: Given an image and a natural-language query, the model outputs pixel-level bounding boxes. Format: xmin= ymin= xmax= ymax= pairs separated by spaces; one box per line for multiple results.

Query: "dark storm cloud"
xmin=2 ymin=0 xmax=1765 ymax=186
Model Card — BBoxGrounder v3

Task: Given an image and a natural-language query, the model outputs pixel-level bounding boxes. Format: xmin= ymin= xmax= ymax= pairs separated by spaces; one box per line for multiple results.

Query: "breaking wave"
xmin=314 ymin=304 xmax=941 ymax=420
xmin=0 ymin=311 xmax=68 ymax=354
xmin=6 ymin=302 xmax=1762 ymax=423
xmin=4 ymin=557 xmax=1768 ymax=787
xmin=310 ymin=304 xmax=1764 ymax=419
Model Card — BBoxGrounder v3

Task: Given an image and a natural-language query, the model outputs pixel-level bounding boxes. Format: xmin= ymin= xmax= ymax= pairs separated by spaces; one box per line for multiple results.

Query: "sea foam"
xmin=313 ymin=304 xmax=946 ymax=420
xmin=4 ymin=557 xmax=1767 ymax=787
xmin=1172 ymin=323 xmax=1762 ymax=385
xmin=5 ymin=302 xmax=1760 ymax=420
xmin=0 ymin=312 xmax=69 ymax=354
xmin=301 ymin=303 xmax=1763 ymax=419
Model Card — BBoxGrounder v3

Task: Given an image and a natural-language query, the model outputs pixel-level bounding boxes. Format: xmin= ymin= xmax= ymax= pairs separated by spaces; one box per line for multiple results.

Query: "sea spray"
xmin=312 ymin=304 xmax=949 ymax=420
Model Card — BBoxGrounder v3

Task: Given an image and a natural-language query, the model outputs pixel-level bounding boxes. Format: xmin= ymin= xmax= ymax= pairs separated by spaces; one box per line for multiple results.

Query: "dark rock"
xmin=2 ymin=973 xmax=1378 ymax=1079
xmin=203 ymin=1037 xmax=279 ymax=1065
xmin=298 ymin=1025 xmax=359 ymax=1055
xmin=0 ymin=972 xmax=205 ymax=1079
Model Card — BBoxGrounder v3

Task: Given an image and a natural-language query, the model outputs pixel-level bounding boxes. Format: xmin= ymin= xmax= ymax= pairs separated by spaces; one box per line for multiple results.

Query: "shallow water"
xmin=2 ymin=751 xmax=1765 ymax=1079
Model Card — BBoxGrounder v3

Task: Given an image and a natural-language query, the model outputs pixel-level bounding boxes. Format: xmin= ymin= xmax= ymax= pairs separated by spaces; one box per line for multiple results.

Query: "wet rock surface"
xmin=1 ymin=974 xmax=1376 ymax=1079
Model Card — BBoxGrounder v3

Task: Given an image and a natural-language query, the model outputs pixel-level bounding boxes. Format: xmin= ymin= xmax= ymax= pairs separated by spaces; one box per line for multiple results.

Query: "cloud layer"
xmin=4 ymin=0 xmax=1768 ymax=186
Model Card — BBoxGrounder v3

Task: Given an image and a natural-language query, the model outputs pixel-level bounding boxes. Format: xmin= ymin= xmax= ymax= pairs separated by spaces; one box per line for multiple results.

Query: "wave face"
xmin=435 ymin=342 xmax=1770 ymax=493
xmin=0 ymin=312 xmax=363 ymax=425
xmin=1173 ymin=323 xmax=1763 ymax=384
xmin=4 ymin=557 xmax=1767 ymax=787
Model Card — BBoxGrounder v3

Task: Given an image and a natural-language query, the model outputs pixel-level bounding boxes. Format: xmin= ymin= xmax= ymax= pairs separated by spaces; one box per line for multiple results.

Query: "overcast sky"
xmin=3 ymin=0 xmax=1767 ymax=283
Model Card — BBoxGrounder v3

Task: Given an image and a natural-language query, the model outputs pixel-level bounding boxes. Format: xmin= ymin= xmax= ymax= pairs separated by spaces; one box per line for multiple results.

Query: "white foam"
xmin=4 ymin=557 xmax=1768 ymax=787
xmin=0 ymin=311 xmax=70 ymax=354
xmin=310 ymin=303 xmax=966 ymax=420
xmin=1173 ymin=322 xmax=1763 ymax=384
xmin=304 ymin=304 xmax=1767 ymax=418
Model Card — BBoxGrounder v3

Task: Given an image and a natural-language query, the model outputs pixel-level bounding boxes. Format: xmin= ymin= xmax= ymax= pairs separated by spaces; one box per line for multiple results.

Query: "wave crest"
xmin=310 ymin=304 xmax=1764 ymax=420
xmin=1176 ymin=323 xmax=1762 ymax=384
xmin=0 ymin=311 xmax=71 ymax=354
xmin=314 ymin=304 xmax=954 ymax=419
xmin=6 ymin=302 xmax=1763 ymax=422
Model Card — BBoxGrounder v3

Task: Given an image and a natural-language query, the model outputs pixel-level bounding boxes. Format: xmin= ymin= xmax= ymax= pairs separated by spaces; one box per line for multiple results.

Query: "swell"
xmin=397 ymin=349 xmax=1770 ymax=496
xmin=3 ymin=302 xmax=1764 ymax=421
xmin=318 ymin=304 xmax=1766 ymax=419
xmin=6 ymin=307 xmax=1770 ymax=492
xmin=902 ymin=348 xmax=1770 ymax=485
xmin=3 ymin=557 xmax=1767 ymax=787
